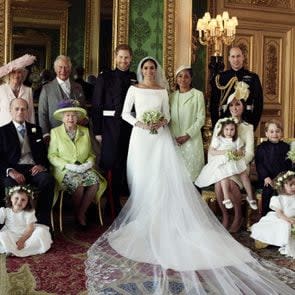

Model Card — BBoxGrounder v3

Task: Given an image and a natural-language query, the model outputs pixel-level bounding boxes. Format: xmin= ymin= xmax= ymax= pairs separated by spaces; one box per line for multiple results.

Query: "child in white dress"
xmin=251 ymin=170 xmax=295 ymax=258
xmin=195 ymin=117 xmax=257 ymax=210
xmin=0 ymin=185 xmax=52 ymax=257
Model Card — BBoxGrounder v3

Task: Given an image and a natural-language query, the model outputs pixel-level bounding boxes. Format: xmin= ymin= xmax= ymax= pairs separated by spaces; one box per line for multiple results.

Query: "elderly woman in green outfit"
xmin=169 ymin=65 xmax=205 ymax=181
xmin=48 ymin=100 xmax=105 ymax=227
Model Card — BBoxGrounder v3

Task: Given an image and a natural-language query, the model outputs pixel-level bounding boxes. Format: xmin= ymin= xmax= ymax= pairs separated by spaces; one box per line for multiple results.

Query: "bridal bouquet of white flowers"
xmin=142 ymin=110 xmax=164 ymax=134
xmin=226 ymin=150 xmax=243 ymax=161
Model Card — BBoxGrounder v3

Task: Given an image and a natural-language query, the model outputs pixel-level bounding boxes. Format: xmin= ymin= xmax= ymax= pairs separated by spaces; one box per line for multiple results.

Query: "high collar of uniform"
xmin=229 ymin=67 xmax=245 ymax=75
xmin=115 ymin=68 xmax=130 ymax=77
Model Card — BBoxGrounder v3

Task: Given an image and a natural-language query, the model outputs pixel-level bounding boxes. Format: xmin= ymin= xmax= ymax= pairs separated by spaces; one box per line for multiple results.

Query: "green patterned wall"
xmin=192 ymin=0 xmax=207 ymax=93
xmin=129 ymin=0 xmax=164 ymax=72
xmin=67 ymin=0 xmax=85 ymax=72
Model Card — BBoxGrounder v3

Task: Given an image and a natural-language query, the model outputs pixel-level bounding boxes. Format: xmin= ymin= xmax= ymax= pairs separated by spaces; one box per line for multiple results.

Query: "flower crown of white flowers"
xmin=7 ymin=185 xmax=35 ymax=199
xmin=216 ymin=117 xmax=239 ymax=131
xmin=275 ymin=170 xmax=295 ymax=190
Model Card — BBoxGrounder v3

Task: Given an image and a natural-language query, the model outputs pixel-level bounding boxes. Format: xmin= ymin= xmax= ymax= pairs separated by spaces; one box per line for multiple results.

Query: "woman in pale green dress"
xmin=169 ymin=65 xmax=205 ymax=181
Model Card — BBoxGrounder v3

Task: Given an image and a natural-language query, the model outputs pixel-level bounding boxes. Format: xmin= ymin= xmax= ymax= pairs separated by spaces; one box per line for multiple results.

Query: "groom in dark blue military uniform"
xmin=91 ymin=44 xmax=137 ymax=217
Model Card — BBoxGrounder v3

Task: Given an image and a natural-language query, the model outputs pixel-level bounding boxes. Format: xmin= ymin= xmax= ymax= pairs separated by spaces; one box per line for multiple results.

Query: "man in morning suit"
xmin=210 ymin=46 xmax=263 ymax=130
xmin=0 ymin=98 xmax=54 ymax=226
xmin=92 ymin=44 xmax=137 ymax=216
xmin=38 ymin=55 xmax=86 ymax=144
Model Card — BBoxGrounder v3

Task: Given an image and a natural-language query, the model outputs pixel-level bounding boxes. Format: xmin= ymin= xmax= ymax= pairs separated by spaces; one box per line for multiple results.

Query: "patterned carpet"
xmin=0 ymin=223 xmax=294 ymax=294
xmin=1 ymin=224 xmax=104 ymax=295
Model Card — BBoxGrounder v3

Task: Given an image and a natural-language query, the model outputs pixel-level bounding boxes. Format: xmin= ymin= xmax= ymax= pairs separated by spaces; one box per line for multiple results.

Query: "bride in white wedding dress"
xmin=86 ymin=57 xmax=295 ymax=294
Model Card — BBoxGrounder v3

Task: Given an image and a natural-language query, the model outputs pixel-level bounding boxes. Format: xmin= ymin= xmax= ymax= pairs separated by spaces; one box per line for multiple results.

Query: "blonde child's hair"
xmin=264 ymin=119 xmax=283 ymax=132
xmin=274 ymin=170 xmax=295 ymax=194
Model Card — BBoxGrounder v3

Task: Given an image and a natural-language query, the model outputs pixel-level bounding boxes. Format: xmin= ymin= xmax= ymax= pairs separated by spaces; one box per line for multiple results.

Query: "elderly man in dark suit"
xmin=92 ymin=44 xmax=137 ymax=216
xmin=0 ymin=98 xmax=54 ymax=226
xmin=38 ymin=55 xmax=86 ymax=144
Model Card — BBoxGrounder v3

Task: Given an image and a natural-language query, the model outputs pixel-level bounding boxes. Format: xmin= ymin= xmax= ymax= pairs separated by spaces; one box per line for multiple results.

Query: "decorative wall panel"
xmin=263 ymin=36 xmax=282 ymax=103
xmin=233 ymin=34 xmax=254 ymax=70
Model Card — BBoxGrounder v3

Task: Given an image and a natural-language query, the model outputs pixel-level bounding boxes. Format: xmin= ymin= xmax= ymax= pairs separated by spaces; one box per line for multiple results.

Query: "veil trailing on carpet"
xmin=85 ymin=57 xmax=295 ymax=294
xmin=85 ymin=132 xmax=295 ymax=294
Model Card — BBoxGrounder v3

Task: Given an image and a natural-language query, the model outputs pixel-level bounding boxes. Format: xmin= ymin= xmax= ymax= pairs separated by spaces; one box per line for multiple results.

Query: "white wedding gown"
xmin=86 ymin=86 xmax=295 ymax=294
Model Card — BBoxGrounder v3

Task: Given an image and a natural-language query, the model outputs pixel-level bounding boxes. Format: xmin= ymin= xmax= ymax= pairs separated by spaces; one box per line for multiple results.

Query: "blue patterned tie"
xmin=17 ymin=124 xmax=25 ymax=138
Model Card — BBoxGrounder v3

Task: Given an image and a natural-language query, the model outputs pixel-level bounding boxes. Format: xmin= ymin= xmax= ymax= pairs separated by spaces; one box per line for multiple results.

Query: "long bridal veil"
xmin=85 ymin=56 xmax=294 ymax=294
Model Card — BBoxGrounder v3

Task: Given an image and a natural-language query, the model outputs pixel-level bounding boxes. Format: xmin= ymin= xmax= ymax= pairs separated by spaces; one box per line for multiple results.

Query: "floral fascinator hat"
xmin=0 ymin=54 xmax=36 ymax=79
xmin=227 ymin=81 xmax=250 ymax=105
xmin=53 ymin=99 xmax=87 ymax=121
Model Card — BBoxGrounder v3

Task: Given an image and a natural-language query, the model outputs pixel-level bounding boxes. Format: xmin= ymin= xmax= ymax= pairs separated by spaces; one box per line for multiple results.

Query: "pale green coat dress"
xmin=169 ymin=88 xmax=205 ymax=181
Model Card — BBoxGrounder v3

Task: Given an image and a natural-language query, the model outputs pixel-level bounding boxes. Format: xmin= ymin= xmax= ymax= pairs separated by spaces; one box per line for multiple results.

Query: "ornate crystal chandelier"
xmin=196 ymin=11 xmax=238 ymax=56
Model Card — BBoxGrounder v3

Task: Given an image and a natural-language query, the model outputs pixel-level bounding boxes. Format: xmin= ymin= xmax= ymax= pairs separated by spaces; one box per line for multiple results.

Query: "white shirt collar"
xmin=12 ymin=121 xmax=26 ymax=129
xmin=56 ymin=77 xmax=70 ymax=86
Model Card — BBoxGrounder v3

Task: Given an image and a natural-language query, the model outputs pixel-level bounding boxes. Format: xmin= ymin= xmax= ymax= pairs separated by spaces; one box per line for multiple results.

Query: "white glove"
xmin=65 ymin=162 xmax=93 ymax=173
xmin=80 ymin=162 xmax=93 ymax=172
xmin=75 ymin=162 xmax=93 ymax=173
xmin=65 ymin=163 xmax=80 ymax=172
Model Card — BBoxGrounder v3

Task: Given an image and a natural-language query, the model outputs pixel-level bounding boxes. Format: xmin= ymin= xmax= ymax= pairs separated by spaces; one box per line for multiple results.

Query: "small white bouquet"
xmin=287 ymin=149 xmax=295 ymax=163
xmin=226 ymin=150 xmax=243 ymax=161
xmin=142 ymin=110 xmax=164 ymax=134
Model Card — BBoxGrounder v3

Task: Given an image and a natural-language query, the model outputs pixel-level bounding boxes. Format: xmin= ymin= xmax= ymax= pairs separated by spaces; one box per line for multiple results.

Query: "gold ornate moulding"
xmin=112 ymin=0 xmax=130 ymax=51
xmin=1 ymin=0 xmax=69 ymax=64
xmin=163 ymin=0 xmax=176 ymax=89
xmin=225 ymin=0 xmax=294 ymax=10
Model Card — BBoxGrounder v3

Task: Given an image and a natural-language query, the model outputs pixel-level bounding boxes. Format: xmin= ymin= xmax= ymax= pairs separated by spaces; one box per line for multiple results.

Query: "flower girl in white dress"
xmin=0 ymin=185 xmax=52 ymax=257
xmin=251 ymin=170 xmax=295 ymax=258
xmin=195 ymin=117 xmax=257 ymax=210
